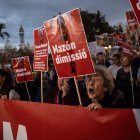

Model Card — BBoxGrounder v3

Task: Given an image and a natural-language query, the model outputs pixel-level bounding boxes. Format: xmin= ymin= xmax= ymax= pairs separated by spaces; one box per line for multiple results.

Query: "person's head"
xmin=58 ymin=78 xmax=71 ymax=90
xmin=57 ymin=15 xmax=68 ymax=42
xmin=86 ymin=65 xmax=114 ymax=101
xmin=96 ymin=52 xmax=105 ymax=65
xmin=0 ymin=69 xmax=6 ymax=87
xmin=112 ymin=54 xmax=121 ymax=65
xmin=120 ymin=53 xmax=131 ymax=66
xmin=48 ymin=63 xmax=53 ymax=72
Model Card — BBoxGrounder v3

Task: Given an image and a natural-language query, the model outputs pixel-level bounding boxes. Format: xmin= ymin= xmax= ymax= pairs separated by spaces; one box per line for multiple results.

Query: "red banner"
xmin=43 ymin=8 xmax=95 ymax=78
xmin=0 ymin=100 xmax=140 ymax=140
xmin=126 ymin=10 xmax=138 ymax=31
xmin=130 ymin=0 xmax=140 ymax=24
xmin=34 ymin=27 xmax=48 ymax=71
xmin=11 ymin=56 xmax=33 ymax=83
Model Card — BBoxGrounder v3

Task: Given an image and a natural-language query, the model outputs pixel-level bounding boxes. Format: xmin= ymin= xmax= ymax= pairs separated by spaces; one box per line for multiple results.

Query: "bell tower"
xmin=19 ymin=25 xmax=25 ymax=45
xmin=19 ymin=25 xmax=26 ymax=48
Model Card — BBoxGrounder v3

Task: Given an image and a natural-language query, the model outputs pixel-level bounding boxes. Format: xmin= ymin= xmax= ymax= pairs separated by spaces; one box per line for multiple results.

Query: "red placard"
xmin=129 ymin=0 xmax=140 ymax=24
xmin=11 ymin=56 xmax=33 ymax=83
xmin=0 ymin=100 xmax=140 ymax=140
xmin=126 ymin=10 xmax=138 ymax=31
xmin=34 ymin=27 xmax=48 ymax=71
xmin=43 ymin=8 xmax=95 ymax=78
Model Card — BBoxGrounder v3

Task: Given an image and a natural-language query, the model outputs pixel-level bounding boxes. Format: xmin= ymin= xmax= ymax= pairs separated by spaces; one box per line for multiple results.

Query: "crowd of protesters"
xmin=0 ymin=45 xmax=140 ymax=110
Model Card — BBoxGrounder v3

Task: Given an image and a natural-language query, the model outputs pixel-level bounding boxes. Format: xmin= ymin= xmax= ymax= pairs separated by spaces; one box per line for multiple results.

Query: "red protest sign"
xmin=126 ymin=10 xmax=138 ymax=31
xmin=43 ymin=9 xmax=95 ymax=78
xmin=12 ymin=56 xmax=33 ymax=83
xmin=34 ymin=27 xmax=48 ymax=71
xmin=129 ymin=0 xmax=140 ymax=24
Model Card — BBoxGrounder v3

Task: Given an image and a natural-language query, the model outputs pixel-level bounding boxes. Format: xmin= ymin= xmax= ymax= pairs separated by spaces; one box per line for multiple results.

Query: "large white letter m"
xmin=3 ymin=122 xmax=28 ymax=140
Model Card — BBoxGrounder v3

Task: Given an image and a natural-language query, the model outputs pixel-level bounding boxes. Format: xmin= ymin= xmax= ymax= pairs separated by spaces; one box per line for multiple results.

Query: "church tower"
xmin=19 ymin=25 xmax=25 ymax=44
xmin=19 ymin=25 xmax=26 ymax=48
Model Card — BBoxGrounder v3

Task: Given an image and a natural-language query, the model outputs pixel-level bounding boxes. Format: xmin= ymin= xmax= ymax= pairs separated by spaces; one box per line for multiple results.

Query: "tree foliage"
xmin=17 ymin=47 xmax=34 ymax=63
xmin=0 ymin=23 xmax=10 ymax=39
xmin=80 ymin=10 xmax=113 ymax=42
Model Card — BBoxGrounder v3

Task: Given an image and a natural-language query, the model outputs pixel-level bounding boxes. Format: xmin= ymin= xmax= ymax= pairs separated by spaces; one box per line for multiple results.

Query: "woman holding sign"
xmin=55 ymin=78 xmax=79 ymax=106
xmin=55 ymin=77 xmax=90 ymax=106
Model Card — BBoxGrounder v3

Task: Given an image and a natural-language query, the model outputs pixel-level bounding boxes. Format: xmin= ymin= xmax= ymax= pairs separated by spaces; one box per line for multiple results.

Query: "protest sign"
xmin=130 ymin=0 xmax=140 ymax=24
xmin=12 ymin=56 xmax=33 ymax=83
xmin=126 ymin=10 xmax=138 ymax=31
xmin=43 ymin=8 xmax=95 ymax=78
xmin=34 ymin=27 xmax=48 ymax=71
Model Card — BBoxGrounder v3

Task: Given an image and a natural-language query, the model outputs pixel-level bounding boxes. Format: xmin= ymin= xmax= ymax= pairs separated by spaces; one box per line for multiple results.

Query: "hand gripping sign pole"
xmin=43 ymin=9 xmax=95 ymax=106
xmin=11 ymin=56 xmax=33 ymax=102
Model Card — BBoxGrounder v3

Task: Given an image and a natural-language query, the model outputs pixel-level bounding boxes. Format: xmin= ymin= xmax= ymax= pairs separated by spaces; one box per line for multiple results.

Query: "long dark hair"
xmin=0 ymin=69 xmax=12 ymax=96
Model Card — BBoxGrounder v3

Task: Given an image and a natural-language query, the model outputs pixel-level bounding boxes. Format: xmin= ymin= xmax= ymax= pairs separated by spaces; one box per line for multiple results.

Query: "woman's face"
xmin=121 ymin=54 xmax=131 ymax=66
xmin=86 ymin=72 xmax=105 ymax=101
xmin=0 ymin=75 xmax=5 ymax=86
xmin=58 ymin=78 xmax=70 ymax=90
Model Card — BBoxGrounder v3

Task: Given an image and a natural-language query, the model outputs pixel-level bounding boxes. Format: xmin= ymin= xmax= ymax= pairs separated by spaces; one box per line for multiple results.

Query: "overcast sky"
xmin=0 ymin=0 xmax=132 ymax=47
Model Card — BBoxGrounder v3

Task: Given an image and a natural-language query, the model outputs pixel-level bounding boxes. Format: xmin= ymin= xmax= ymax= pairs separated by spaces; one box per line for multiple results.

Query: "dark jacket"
xmin=98 ymin=87 xmax=125 ymax=108
xmin=116 ymin=67 xmax=140 ymax=108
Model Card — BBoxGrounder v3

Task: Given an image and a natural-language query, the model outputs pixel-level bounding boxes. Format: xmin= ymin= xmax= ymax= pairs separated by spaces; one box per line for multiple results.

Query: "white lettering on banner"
xmin=17 ymin=71 xmax=31 ymax=77
xmin=35 ymin=54 xmax=48 ymax=58
xmin=35 ymin=43 xmax=48 ymax=49
xmin=52 ymin=42 xmax=76 ymax=54
xmin=128 ymin=19 xmax=137 ymax=23
xmin=3 ymin=122 xmax=28 ymax=140
xmin=136 ymin=0 xmax=140 ymax=10
xmin=15 ymin=68 xmax=26 ymax=73
xmin=35 ymin=63 xmax=45 ymax=66
xmin=56 ymin=49 xmax=87 ymax=64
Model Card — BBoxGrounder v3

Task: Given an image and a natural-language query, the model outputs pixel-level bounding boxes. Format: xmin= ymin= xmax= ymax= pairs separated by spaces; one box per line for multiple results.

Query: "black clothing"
xmin=98 ymin=87 xmax=125 ymax=108
xmin=116 ymin=67 xmax=140 ymax=108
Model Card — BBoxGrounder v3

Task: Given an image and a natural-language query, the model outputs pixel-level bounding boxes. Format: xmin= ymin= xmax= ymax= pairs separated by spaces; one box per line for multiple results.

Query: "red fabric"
xmin=0 ymin=100 xmax=140 ymax=140
xmin=130 ymin=0 xmax=140 ymax=24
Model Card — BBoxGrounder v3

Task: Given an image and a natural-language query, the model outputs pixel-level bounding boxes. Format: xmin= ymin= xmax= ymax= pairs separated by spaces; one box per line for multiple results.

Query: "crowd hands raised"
xmin=0 ymin=51 xmax=140 ymax=110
